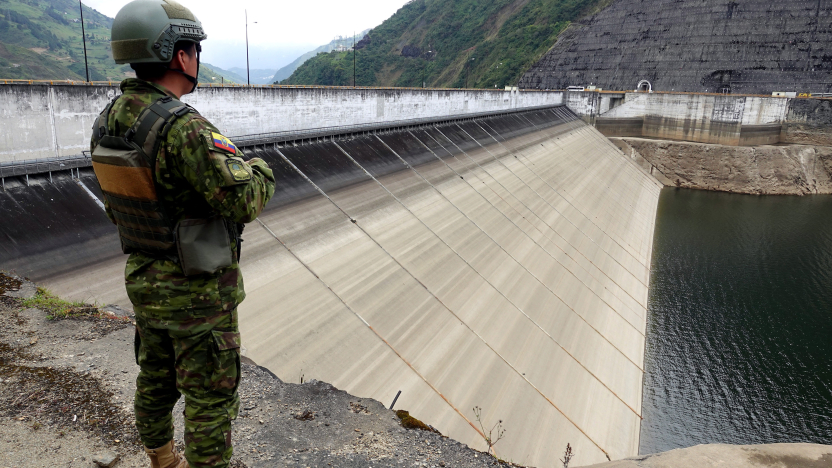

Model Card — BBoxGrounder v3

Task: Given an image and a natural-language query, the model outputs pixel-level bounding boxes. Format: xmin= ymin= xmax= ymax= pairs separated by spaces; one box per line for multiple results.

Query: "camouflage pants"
xmin=134 ymin=308 xmax=241 ymax=468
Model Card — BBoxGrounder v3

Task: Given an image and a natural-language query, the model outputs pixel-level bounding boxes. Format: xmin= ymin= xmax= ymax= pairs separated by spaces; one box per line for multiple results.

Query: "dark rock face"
xmin=400 ymin=45 xmax=422 ymax=57
xmin=520 ymin=0 xmax=832 ymax=94
xmin=355 ymin=34 xmax=371 ymax=50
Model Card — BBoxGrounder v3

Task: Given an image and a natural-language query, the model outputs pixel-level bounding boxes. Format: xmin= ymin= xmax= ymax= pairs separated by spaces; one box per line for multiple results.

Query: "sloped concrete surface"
xmin=237 ymin=109 xmax=662 ymax=467
xmin=578 ymin=444 xmax=832 ymax=468
xmin=0 ymin=108 xmax=662 ymax=467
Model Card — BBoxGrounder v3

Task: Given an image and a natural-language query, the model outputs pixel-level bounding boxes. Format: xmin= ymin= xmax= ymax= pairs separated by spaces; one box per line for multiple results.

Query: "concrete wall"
xmin=588 ymin=92 xmax=799 ymax=146
xmin=0 ymin=83 xmax=563 ymax=165
xmin=782 ymin=98 xmax=832 ymax=146
xmin=0 ymin=84 xmax=119 ymax=162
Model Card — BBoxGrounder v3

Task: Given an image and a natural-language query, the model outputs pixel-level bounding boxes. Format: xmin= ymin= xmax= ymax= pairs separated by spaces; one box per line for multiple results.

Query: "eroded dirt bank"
xmin=0 ymin=272 xmax=520 ymax=468
xmin=611 ymin=137 xmax=832 ymax=195
xmin=3 ymin=272 xmax=830 ymax=468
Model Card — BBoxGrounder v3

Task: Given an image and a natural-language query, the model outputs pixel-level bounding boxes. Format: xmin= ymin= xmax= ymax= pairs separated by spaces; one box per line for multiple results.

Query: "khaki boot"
xmin=144 ymin=440 xmax=189 ymax=468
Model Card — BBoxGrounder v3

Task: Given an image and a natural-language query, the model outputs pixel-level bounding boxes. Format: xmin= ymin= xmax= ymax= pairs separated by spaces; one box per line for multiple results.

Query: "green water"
xmin=641 ymin=188 xmax=832 ymax=454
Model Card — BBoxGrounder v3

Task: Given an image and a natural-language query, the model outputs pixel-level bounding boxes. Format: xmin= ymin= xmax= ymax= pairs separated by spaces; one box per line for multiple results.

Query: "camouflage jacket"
xmin=91 ymin=78 xmax=275 ymax=319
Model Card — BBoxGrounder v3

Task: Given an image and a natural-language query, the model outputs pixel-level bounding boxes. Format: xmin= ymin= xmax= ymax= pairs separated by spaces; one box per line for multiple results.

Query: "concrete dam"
xmin=0 ymin=85 xmax=661 ymax=467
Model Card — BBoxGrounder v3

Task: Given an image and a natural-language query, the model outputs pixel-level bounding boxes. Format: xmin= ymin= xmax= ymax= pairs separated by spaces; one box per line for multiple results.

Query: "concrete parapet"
xmin=0 ymin=83 xmax=563 ymax=166
xmin=584 ymin=92 xmax=832 ymax=147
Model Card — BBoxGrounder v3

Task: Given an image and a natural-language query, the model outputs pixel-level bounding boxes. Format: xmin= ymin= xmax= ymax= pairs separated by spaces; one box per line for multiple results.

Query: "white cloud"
xmin=82 ymin=0 xmax=408 ymax=69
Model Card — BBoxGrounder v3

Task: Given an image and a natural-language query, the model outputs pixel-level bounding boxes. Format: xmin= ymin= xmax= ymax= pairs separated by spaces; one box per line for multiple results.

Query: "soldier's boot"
xmin=144 ymin=440 xmax=190 ymax=468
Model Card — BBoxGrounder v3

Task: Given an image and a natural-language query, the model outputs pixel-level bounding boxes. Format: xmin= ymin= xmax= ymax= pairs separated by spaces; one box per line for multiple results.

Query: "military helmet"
xmin=111 ymin=0 xmax=207 ymax=64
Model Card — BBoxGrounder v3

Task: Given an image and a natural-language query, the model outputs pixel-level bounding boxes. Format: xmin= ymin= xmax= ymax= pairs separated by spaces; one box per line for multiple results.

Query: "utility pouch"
xmin=175 ymin=217 xmax=234 ymax=276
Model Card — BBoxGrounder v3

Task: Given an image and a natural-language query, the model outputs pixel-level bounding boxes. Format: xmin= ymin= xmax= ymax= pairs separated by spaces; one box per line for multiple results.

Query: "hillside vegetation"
xmin=273 ymin=31 xmax=369 ymax=83
xmin=282 ymin=0 xmax=612 ymax=88
xmin=0 ymin=0 xmax=230 ymax=83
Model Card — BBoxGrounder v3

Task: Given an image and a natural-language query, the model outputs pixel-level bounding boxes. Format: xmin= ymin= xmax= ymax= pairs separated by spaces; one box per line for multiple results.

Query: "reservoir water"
xmin=640 ymin=188 xmax=832 ymax=454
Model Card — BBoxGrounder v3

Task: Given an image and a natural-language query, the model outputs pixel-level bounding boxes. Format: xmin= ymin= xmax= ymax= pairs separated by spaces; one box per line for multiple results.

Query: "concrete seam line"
xmin=328 ymin=143 xmax=617 ymax=456
xmin=73 ymin=178 xmax=105 ymax=211
xmin=520 ymin=111 xmax=662 ymax=203
xmin=456 ymin=120 xmax=647 ymax=323
xmin=254 ymin=213 xmax=488 ymax=444
xmin=547 ymin=116 xmax=660 ymax=260
xmin=508 ymin=112 xmax=656 ymax=261
xmin=533 ymin=110 xmax=657 ymax=254
xmin=412 ymin=127 xmax=646 ymax=369
xmin=549 ymin=108 xmax=660 ymax=223
xmin=474 ymin=119 xmax=649 ymax=315
xmin=438 ymin=124 xmax=648 ymax=340
xmin=272 ymin=145 xmax=609 ymax=459
xmin=476 ymin=118 xmax=650 ymax=309
xmin=544 ymin=118 xmax=658 ymax=265
xmin=425 ymin=126 xmax=646 ymax=369
xmin=551 ymin=109 xmax=660 ymax=201
xmin=373 ymin=135 xmax=644 ymax=419
xmin=535 ymin=109 xmax=659 ymax=227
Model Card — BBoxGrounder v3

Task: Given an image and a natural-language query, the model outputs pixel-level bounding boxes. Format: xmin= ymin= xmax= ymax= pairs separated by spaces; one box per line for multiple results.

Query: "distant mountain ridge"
xmin=0 ymin=0 xmax=230 ymax=83
xmin=282 ymin=0 xmax=614 ymax=88
xmin=273 ymin=31 xmax=370 ymax=83
xmin=229 ymin=67 xmax=277 ymax=85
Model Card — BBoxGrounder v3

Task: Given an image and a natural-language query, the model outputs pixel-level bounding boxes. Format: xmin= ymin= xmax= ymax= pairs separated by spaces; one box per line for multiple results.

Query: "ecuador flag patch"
xmin=211 ymin=132 xmax=237 ymax=154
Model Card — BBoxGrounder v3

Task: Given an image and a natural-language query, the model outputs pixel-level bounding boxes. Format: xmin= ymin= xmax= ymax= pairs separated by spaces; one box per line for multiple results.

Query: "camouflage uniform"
xmin=91 ymin=78 xmax=275 ymax=467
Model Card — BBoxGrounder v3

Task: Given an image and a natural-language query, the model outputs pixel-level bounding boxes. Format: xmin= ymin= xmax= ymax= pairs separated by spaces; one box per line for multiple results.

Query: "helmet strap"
xmin=165 ymin=47 xmax=200 ymax=94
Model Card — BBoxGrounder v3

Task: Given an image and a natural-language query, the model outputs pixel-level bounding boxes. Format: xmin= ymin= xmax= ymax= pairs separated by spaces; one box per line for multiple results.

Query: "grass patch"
xmin=395 ymin=410 xmax=441 ymax=434
xmin=21 ymin=287 xmax=96 ymax=319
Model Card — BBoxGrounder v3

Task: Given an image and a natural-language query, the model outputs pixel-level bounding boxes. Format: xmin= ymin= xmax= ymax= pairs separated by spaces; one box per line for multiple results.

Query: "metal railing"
xmin=0 ymin=154 xmax=91 ymax=178
xmin=0 ymin=153 xmax=91 ymax=189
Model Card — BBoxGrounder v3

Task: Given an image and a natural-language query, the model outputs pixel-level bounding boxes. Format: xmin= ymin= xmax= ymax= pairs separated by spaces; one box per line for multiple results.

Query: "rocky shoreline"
xmin=612 ymin=138 xmax=832 ymax=195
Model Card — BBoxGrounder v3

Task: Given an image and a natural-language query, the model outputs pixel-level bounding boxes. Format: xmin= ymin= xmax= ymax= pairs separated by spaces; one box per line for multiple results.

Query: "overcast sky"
xmin=82 ymin=0 xmax=410 ymax=70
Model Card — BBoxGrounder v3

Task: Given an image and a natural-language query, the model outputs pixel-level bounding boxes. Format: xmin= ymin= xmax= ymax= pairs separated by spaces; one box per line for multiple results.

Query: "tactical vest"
xmin=92 ymin=96 xmax=236 ymax=276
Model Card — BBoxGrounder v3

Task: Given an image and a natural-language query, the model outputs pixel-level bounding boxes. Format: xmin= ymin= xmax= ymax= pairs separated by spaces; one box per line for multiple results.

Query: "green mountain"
xmin=273 ymin=31 xmax=369 ymax=83
xmin=0 ymin=0 xmax=229 ymax=84
xmin=200 ymin=63 xmax=238 ymax=84
xmin=282 ymin=0 xmax=613 ymax=88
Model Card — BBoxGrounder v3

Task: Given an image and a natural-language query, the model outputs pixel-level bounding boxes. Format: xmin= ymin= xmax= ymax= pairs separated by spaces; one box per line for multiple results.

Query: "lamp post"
xmin=79 ymin=0 xmax=90 ymax=82
xmin=245 ymin=10 xmax=257 ymax=86
xmin=465 ymin=56 xmax=474 ymax=88
xmin=353 ymin=31 xmax=356 ymax=88
xmin=422 ymin=50 xmax=432 ymax=88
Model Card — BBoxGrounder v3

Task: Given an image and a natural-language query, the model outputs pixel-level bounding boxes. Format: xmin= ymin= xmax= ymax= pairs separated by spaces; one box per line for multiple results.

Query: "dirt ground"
xmin=0 ymin=272 xmax=521 ymax=468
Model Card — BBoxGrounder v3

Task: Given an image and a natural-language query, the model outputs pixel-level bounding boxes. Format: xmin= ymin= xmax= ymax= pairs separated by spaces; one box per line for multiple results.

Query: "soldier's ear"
xmin=170 ymin=49 xmax=188 ymax=73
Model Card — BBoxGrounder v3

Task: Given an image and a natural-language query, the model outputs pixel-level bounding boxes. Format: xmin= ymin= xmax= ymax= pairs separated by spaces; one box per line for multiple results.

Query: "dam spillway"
xmin=0 ymin=105 xmax=661 ymax=467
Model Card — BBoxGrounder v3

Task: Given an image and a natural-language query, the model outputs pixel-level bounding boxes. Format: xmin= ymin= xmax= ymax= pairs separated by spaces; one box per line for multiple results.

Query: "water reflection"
xmin=641 ymin=188 xmax=832 ymax=454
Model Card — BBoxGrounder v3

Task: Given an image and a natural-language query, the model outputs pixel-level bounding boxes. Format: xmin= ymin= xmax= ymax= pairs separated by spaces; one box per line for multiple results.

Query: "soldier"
xmin=90 ymin=1 xmax=275 ymax=467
